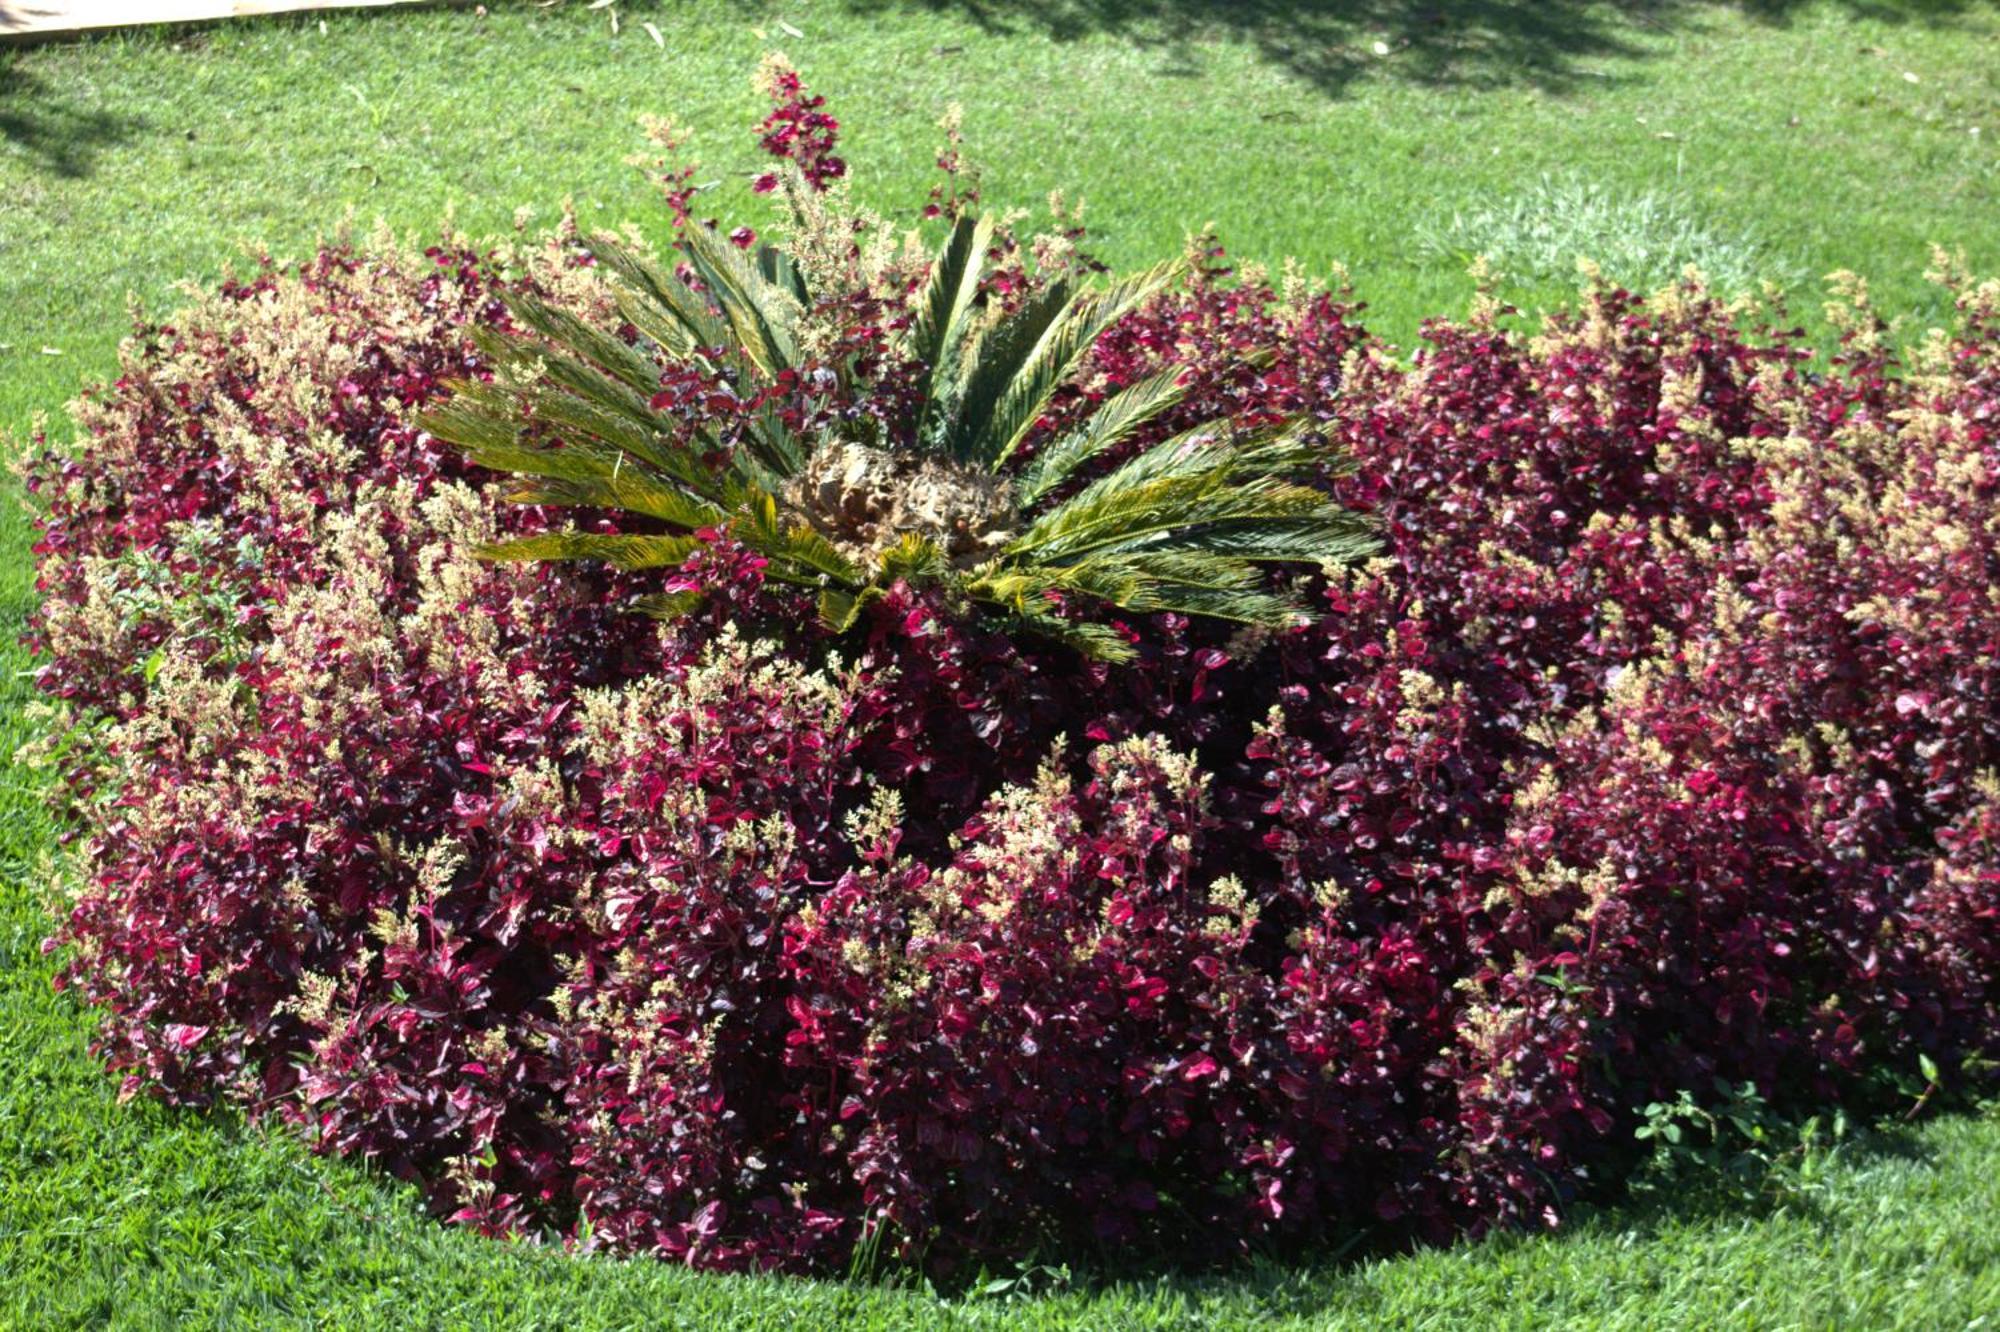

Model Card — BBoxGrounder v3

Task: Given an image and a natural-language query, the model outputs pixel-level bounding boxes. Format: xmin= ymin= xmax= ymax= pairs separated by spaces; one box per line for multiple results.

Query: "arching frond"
xmin=987 ymin=607 xmax=1138 ymax=664
xmin=1006 ymin=420 xmax=1351 ymax=565
xmin=728 ymin=485 xmax=866 ymax=586
xmin=1116 ymin=581 xmax=1306 ymax=627
xmin=817 ymin=585 xmax=885 ymax=634
xmin=972 ymin=258 xmax=1184 ymax=469
xmin=598 ymin=245 xmax=736 ymax=362
xmin=480 ymin=531 xmax=704 ymax=570
xmin=909 ymin=212 xmax=996 ymax=435
xmin=504 ymin=386 xmax=730 ymax=498
xmin=633 ymin=589 xmax=709 ymax=619
xmin=504 ymin=291 xmax=664 ymax=398
xmin=931 ymin=279 xmax=1073 ymax=460
xmin=418 ymin=395 xmax=529 ymax=460
xmin=1013 ymin=367 xmax=1190 ymax=504
xmin=678 ymin=220 xmax=802 ymax=378
xmin=492 ymin=463 xmax=727 ymax=534
xmin=875 ymin=532 xmax=954 ymax=584
xmin=466 ymin=324 xmax=660 ymax=435
xmin=754 ymin=242 xmax=811 ymax=307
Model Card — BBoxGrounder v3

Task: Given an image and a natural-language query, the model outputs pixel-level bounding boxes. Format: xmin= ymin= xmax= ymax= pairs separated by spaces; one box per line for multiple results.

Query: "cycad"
xmin=420 ymin=213 xmax=1374 ymax=662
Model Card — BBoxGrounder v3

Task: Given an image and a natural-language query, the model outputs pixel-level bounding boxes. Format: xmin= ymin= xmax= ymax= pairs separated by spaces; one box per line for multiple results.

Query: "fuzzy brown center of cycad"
xmin=783 ymin=441 xmax=1018 ymax=569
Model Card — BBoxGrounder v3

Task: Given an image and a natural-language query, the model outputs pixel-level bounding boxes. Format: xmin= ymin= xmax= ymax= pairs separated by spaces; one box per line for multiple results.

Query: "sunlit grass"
xmin=3 ymin=2 xmax=1999 ymax=1325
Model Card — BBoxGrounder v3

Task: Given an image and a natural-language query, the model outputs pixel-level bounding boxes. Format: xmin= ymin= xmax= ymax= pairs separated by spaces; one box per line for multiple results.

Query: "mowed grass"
xmin=3 ymin=2 xmax=2000 ymax=1326
xmin=2 ymin=0 xmax=1997 ymax=426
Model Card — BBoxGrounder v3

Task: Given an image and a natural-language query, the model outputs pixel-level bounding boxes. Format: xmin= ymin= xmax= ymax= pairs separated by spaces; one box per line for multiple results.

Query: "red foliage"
xmin=751 ymin=54 xmax=846 ymax=195
xmin=21 ymin=87 xmax=2000 ymax=1275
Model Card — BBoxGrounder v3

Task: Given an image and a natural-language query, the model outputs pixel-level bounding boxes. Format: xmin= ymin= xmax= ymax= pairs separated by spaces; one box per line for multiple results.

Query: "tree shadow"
xmin=831 ymin=0 xmax=1988 ymax=99
xmin=0 ymin=47 xmax=144 ymax=179
xmin=1732 ymin=0 xmax=1980 ymax=23
xmin=0 ymin=0 xmax=58 ymax=35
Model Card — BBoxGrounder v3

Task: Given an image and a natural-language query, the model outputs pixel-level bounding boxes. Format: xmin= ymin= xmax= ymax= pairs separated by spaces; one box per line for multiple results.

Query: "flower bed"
xmin=21 ymin=81 xmax=2000 ymax=1275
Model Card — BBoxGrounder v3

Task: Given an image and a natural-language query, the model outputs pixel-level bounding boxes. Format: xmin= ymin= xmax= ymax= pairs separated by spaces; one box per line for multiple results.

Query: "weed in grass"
xmin=1413 ymin=172 xmax=1803 ymax=293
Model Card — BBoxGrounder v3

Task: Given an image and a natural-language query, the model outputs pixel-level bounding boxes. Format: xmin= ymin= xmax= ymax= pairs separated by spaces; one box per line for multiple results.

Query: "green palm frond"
xmin=677 ymin=221 xmax=802 ymax=378
xmin=465 ymin=325 xmax=661 ymax=435
xmin=633 ymin=589 xmax=709 ymax=619
xmin=991 ymin=417 xmax=1374 ymax=635
xmin=1003 ymin=424 xmax=1245 ymax=560
xmin=909 ymin=212 xmax=996 ymax=437
xmin=817 ymin=585 xmax=885 ymax=634
xmin=499 ymin=473 xmax=725 ymax=533
xmin=1029 ymin=480 xmax=1341 ymax=565
xmin=507 ymin=387 xmax=729 ymax=497
xmin=727 ymin=484 xmax=867 ymax=586
xmin=876 ymin=532 xmax=956 ymax=583
xmin=1130 ymin=518 xmax=1379 ymax=566
xmin=1013 ymin=366 xmax=1190 ymax=504
xmin=503 ymin=291 xmax=665 ymax=398
xmin=419 ymin=394 xmax=529 ymax=460
xmin=991 ymin=608 xmax=1138 ymax=663
xmin=593 ymin=241 xmax=737 ymax=362
xmin=1008 ymin=422 xmax=1348 ymax=562
xmin=422 ymin=204 xmax=1376 ymax=662
xmin=972 ymin=258 xmax=1184 ymax=469
xmin=754 ymin=242 xmax=812 ymax=307
xmin=480 ymin=531 xmax=705 ymax=570
xmin=1117 ymin=581 xmax=1305 ymax=627
xmin=935 ymin=279 xmax=1073 ymax=462
xmin=1076 ymin=551 xmax=1296 ymax=621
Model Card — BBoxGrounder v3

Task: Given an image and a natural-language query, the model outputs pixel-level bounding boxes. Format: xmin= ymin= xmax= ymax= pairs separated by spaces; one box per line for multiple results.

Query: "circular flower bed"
xmin=21 ymin=89 xmax=2000 ymax=1276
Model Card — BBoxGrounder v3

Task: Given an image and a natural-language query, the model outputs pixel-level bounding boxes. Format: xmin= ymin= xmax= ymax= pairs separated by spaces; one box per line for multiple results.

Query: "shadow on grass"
xmin=958 ymin=1114 xmax=1949 ymax=1317
xmin=830 ymin=0 xmax=1988 ymax=98
xmin=1099 ymin=1121 xmax=1948 ymax=1322
xmin=3 ymin=0 xmax=1989 ymax=130
xmin=0 ymin=52 xmax=144 ymax=179
xmin=0 ymin=0 xmax=61 ymax=36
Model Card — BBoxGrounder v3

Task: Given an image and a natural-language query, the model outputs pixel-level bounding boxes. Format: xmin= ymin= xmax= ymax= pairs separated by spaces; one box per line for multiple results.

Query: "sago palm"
xmin=420 ymin=213 xmax=1375 ymax=662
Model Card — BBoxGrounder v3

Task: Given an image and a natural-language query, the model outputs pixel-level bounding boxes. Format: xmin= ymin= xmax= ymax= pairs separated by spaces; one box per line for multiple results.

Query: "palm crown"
xmin=421 ymin=210 xmax=1375 ymax=662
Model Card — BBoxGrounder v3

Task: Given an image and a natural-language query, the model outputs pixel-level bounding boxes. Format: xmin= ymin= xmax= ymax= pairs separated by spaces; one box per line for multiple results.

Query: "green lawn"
xmin=4 ymin=2 xmax=2000 ymax=1326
